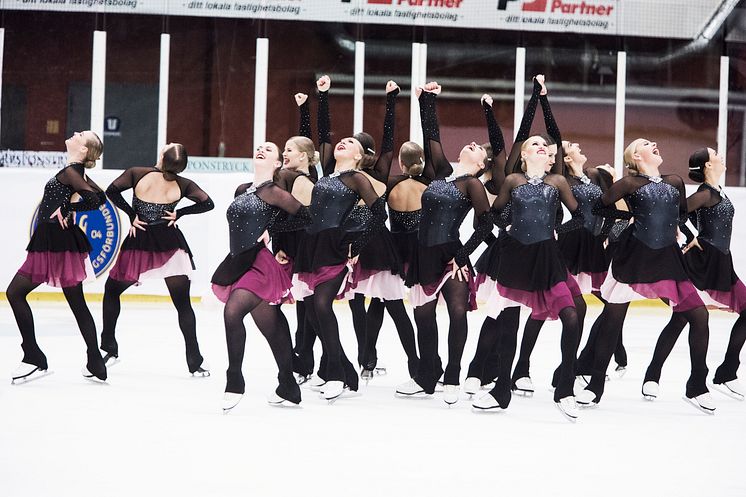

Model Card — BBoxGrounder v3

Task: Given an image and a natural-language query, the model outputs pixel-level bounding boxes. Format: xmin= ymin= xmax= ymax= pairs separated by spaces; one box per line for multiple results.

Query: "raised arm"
xmin=296 ymin=93 xmax=311 ymax=139
xmin=506 ymin=77 xmax=542 ymax=174
xmin=367 ymin=81 xmax=400 ymax=183
xmin=481 ymin=94 xmax=507 ymax=194
xmin=538 ymin=79 xmax=564 ymax=176
xmin=593 ymin=177 xmax=635 ymax=220
xmin=316 ymin=76 xmax=335 ymax=176
xmin=174 ymin=178 xmax=215 ymax=219
xmin=419 ymin=83 xmax=453 ymax=180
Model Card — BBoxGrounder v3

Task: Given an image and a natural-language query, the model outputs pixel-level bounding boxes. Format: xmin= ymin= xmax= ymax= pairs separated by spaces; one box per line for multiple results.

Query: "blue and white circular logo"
xmin=30 ymin=200 xmax=121 ymax=278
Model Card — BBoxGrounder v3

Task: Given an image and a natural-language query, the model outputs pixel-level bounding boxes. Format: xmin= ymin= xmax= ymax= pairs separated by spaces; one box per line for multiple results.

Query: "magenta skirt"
xmin=698 ymin=280 xmax=746 ymax=314
xmin=477 ymin=272 xmax=581 ymax=321
xmin=18 ymin=250 xmax=94 ymax=288
xmin=294 ymin=261 xmax=355 ymax=301
xmin=600 ymin=272 xmax=704 ymax=312
xmin=212 ymin=248 xmax=293 ymax=304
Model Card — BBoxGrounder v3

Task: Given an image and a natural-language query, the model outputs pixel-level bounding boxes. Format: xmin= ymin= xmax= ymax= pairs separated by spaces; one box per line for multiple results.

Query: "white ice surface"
xmin=1 ymin=300 xmax=744 ymax=497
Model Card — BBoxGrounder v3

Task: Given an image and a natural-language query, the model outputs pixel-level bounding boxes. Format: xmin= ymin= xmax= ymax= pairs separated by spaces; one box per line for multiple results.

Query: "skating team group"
xmin=7 ymin=75 xmax=745 ymax=422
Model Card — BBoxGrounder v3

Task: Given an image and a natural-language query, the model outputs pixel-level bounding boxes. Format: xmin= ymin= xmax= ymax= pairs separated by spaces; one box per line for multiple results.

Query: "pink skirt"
xmin=574 ymin=271 xmax=608 ymax=295
xmin=109 ymin=249 xmax=192 ymax=284
xmin=212 ymin=248 xmax=293 ymax=304
xmin=600 ymin=271 xmax=704 ymax=312
xmin=344 ymin=265 xmax=407 ymax=301
xmin=697 ymin=280 xmax=746 ymax=314
xmin=409 ymin=262 xmax=477 ymax=311
xmin=293 ymin=261 xmax=355 ymax=301
xmin=18 ymin=251 xmax=95 ymax=288
xmin=477 ymin=272 xmax=580 ymax=321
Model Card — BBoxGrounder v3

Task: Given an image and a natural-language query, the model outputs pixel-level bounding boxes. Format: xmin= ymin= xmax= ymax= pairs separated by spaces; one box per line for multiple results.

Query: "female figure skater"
xmin=394 ymin=82 xmax=493 ymax=406
xmin=471 ymin=135 xmax=583 ymax=421
xmin=101 ymin=144 xmax=214 ymax=375
xmin=274 ymin=92 xmax=319 ymax=384
xmin=292 ymin=75 xmax=387 ymax=402
xmin=579 ymin=139 xmax=714 ymax=414
xmin=213 ymin=142 xmax=312 ymax=412
xmin=642 ymin=147 xmax=745 ymax=401
xmin=8 ymin=131 xmax=107 ymax=383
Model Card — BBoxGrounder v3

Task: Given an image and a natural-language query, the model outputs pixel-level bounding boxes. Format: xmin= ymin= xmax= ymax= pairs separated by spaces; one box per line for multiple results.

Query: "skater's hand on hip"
xmin=162 ymin=210 xmax=177 ymax=227
xmin=682 ymin=237 xmax=703 ymax=254
xmin=449 ymin=259 xmax=469 ymax=282
xmin=276 ymin=250 xmax=289 ymax=265
xmin=129 ymin=215 xmax=147 ymax=237
xmin=50 ymin=206 xmax=68 ymax=229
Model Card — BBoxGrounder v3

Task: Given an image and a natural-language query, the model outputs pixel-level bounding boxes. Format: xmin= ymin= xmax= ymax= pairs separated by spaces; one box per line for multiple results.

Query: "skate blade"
xmin=373 ymin=368 xmax=387 ymax=377
xmin=222 ymin=393 xmax=243 ymax=414
xmin=268 ymin=399 xmax=302 ymax=408
xmin=710 ymin=382 xmax=745 ymax=401
xmin=395 ymin=391 xmax=430 ymax=399
xmin=613 ymin=367 xmax=627 ymax=379
xmin=577 ymin=401 xmax=599 ymax=409
xmin=554 ymin=403 xmax=579 ymax=423
xmin=83 ymin=374 xmax=108 ymax=384
xmin=512 ymin=389 xmax=534 ymax=398
xmin=11 ymin=369 xmax=53 ymax=385
xmin=191 ymin=369 xmax=211 ymax=378
xmin=682 ymin=396 xmax=716 ymax=415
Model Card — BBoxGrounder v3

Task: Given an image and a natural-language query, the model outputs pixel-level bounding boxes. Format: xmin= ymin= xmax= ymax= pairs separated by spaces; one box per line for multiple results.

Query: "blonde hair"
xmin=399 ymin=141 xmax=424 ymax=176
xmin=519 ymin=135 xmax=546 ymax=173
xmin=288 ymin=136 xmax=319 ymax=167
xmin=623 ymin=138 xmax=647 ymax=176
xmin=82 ymin=131 xmax=103 ymax=169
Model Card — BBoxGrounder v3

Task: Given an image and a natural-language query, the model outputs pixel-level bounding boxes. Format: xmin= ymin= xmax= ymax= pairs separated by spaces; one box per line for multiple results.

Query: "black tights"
xmin=305 ymin=270 xmax=358 ymax=390
xmin=413 ymin=278 xmax=470 ymax=392
xmin=361 ymin=297 xmax=419 ymax=378
xmin=472 ymin=308 xmax=520 ymax=406
xmin=646 ymin=308 xmax=744 ymax=386
xmin=223 ymin=288 xmax=299 ymax=402
xmin=487 ymin=306 xmax=579 ymax=404
xmin=588 ymin=302 xmax=710 ymax=399
xmin=511 ymin=294 xmax=588 ymax=383
xmin=7 ymin=272 xmax=104 ymax=377
xmin=101 ymin=275 xmax=204 ymax=373
xmin=576 ymin=303 xmax=628 ymax=375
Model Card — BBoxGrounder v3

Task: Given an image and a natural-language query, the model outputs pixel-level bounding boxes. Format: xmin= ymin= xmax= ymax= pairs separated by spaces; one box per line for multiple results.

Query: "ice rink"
xmin=1 ymin=298 xmax=744 ymax=497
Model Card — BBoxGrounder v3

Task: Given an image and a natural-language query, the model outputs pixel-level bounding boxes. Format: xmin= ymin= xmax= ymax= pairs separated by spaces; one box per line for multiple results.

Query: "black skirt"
xmin=557 ymin=229 xmax=609 ymax=275
xmin=119 ymin=224 xmax=193 ymax=258
xmin=610 ymin=229 xmax=689 ymax=284
xmin=405 ymin=240 xmax=465 ymax=288
xmin=26 ymin=222 xmax=91 ymax=254
xmin=391 ymin=230 xmax=419 ymax=271
xmin=211 ymin=244 xmax=264 ymax=286
xmin=474 ymin=233 xmax=503 ymax=279
xmin=357 ymin=227 xmax=404 ymax=277
xmin=493 ymin=235 xmax=569 ymax=292
xmin=272 ymin=229 xmax=305 ymax=261
xmin=683 ymin=239 xmax=739 ymax=292
xmin=293 ymin=227 xmax=353 ymax=274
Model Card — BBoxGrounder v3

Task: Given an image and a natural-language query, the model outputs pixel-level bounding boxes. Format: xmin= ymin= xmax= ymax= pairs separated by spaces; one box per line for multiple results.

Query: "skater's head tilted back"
xmin=688 ymin=147 xmax=725 ymax=185
xmin=159 ymin=143 xmax=188 ymax=181
xmin=65 ymin=131 xmax=103 ymax=169
xmin=519 ymin=135 xmax=552 ymax=176
xmin=623 ymin=138 xmax=662 ymax=176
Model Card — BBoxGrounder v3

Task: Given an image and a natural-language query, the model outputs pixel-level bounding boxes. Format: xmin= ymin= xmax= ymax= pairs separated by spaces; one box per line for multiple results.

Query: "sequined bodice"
xmin=627 ymin=181 xmax=680 ymax=249
xmin=609 ymin=219 xmax=630 ymax=243
xmin=307 ymin=174 xmax=359 ymax=234
xmin=390 ymin=209 xmax=421 ymax=233
xmin=344 ymin=192 xmax=387 ymax=233
xmin=696 ymin=194 xmax=734 ymax=254
xmin=133 ymin=196 xmax=178 ymax=224
xmin=419 ymin=179 xmax=471 ymax=247
xmin=571 ymin=183 xmax=604 ymax=235
xmin=226 ymin=188 xmax=278 ymax=256
xmin=39 ymin=176 xmax=75 ymax=222
xmin=508 ymin=182 xmax=559 ymax=244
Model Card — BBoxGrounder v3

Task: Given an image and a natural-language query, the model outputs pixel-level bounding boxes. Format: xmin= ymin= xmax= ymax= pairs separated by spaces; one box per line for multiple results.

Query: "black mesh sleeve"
xmin=175 ymin=178 xmax=214 ymax=219
xmin=299 ymin=100 xmax=311 ymax=139
xmin=455 ymin=211 xmax=493 ymax=267
xmin=317 ymin=90 xmax=335 ymax=176
xmin=104 ymin=168 xmax=138 ymax=221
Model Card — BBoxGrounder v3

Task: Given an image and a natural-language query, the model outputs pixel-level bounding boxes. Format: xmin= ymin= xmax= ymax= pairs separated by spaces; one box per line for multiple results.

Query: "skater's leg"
xmin=441 ymin=277 xmax=470 ymax=386
xmin=7 ymin=273 xmax=46 ymax=368
xmin=165 ymin=275 xmax=204 ymax=373
xmin=348 ymin=293 xmax=367 ymax=366
xmin=384 ymin=299 xmax=419 ymax=378
xmin=714 ymin=312 xmax=746 ymax=384
xmin=644 ymin=312 xmax=687 ymax=383
xmin=101 ymin=277 xmax=134 ymax=357
xmin=362 ymin=298 xmax=385 ymax=370
xmin=413 ymin=298 xmax=440 ymax=393
xmin=223 ymin=288 xmax=264 ymax=394
xmin=62 ymin=283 xmax=106 ymax=380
